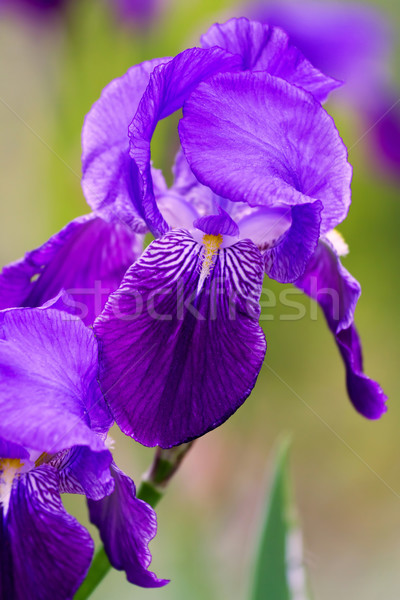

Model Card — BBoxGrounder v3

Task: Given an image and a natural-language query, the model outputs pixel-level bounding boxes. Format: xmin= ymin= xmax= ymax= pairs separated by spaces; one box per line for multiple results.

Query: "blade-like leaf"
xmin=250 ymin=437 xmax=312 ymax=600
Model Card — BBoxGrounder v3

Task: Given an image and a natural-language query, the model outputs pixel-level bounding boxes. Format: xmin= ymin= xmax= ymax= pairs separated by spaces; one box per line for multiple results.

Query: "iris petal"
xmin=88 ymin=464 xmax=167 ymax=588
xmin=128 ymin=47 xmax=241 ymax=236
xmin=0 ymin=438 xmax=28 ymax=460
xmin=5 ymin=465 xmax=93 ymax=600
xmin=0 ymin=307 xmax=111 ymax=453
xmin=264 ymin=201 xmax=322 ymax=283
xmin=95 ymin=229 xmax=266 ymax=447
xmin=0 ymin=214 xmax=143 ymax=325
xmin=57 ymin=445 xmax=114 ymax=501
xmin=194 ymin=206 xmax=239 ymax=236
xmin=82 ymin=57 xmax=169 ymax=227
xmin=201 ymin=17 xmax=341 ymax=102
xmin=295 ymin=239 xmax=387 ymax=418
xmin=179 ymin=71 xmax=351 ymax=233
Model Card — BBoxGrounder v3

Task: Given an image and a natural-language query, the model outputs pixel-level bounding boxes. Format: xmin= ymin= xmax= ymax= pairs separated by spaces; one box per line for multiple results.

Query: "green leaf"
xmin=250 ymin=437 xmax=312 ymax=600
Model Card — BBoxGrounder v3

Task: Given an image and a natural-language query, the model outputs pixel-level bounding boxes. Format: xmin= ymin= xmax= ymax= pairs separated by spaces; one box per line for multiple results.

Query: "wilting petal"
xmin=128 ymin=47 xmax=241 ymax=236
xmin=57 ymin=445 xmax=114 ymax=501
xmin=201 ymin=17 xmax=341 ymax=102
xmin=179 ymin=71 xmax=351 ymax=233
xmin=82 ymin=58 xmax=169 ymax=228
xmin=264 ymin=201 xmax=322 ymax=283
xmin=0 ymin=214 xmax=143 ymax=325
xmin=295 ymin=239 xmax=387 ymax=418
xmin=336 ymin=326 xmax=387 ymax=419
xmin=88 ymin=464 xmax=167 ymax=587
xmin=95 ymin=229 xmax=266 ymax=447
xmin=5 ymin=465 xmax=93 ymax=600
xmin=0 ymin=307 xmax=111 ymax=453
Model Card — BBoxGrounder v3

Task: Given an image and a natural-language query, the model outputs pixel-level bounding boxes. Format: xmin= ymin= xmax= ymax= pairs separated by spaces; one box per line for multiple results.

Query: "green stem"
xmin=74 ymin=443 xmax=193 ymax=599
xmin=74 ymin=547 xmax=111 ymax=600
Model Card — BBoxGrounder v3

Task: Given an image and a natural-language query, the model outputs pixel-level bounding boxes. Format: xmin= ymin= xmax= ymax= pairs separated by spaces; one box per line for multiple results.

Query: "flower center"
xmin=0 ymin=458 xmax=24 ymax=515
xmin=198 ymin=233 xmax=223 ymax=292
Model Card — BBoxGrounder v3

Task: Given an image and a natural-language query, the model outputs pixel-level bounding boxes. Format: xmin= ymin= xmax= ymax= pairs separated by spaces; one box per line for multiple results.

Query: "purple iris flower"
xmin=247 ymin=0 xmax=400 ymax=177
xmin=77 ymin=17 xmax=386 ymax=449
xmin=0 ymin=304 xmax=166 ymax=597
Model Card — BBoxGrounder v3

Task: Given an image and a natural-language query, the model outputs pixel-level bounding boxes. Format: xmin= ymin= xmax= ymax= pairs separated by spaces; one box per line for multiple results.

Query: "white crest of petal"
xmin=324 ymin=229 xmax=349 ymax=256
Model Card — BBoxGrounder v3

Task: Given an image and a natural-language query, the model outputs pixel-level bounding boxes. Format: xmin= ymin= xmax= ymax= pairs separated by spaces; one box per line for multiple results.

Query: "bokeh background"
xmin=1 ymin=0 xmax=399 ymax=598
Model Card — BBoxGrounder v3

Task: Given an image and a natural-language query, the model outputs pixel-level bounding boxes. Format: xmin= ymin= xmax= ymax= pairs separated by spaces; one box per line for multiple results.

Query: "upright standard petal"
xmin=201 ymin=17 xmax=341 ymax=102
xmin=128 ymin=47 xmax=241 ymax=236
xmin=179 ymin=71 xmax=352 ymax=233
xmin=88 ymin=464 xmax=167 ymax=588
xmin=4 ymin=465 xmax=93 ymax=600
xmin=0 ymin=307 xmax=111 ymax=453
xmin=82 ymin=57 xmax=169 ymax=228
xmin=295 ymin=239 xmax=387 ymax=418
xmin=248 ymin=0 xmax=392 ymax=107
xmin=95 ymin=229 xmax=266 ymax=447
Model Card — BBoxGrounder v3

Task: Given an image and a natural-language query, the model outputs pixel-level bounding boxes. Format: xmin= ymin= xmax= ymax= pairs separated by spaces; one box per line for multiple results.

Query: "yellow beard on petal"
xmin=0 ymin=458 xmax=23 ymax=514
xmin=198 ymin=233 xmax=223 ymax=292
xmin=325 ymin=228 xmax=349 ymax=256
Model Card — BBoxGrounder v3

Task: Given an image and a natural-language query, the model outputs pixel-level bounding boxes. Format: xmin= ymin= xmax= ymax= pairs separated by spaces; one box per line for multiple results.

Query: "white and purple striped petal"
xmin=88 ymin=464 xmax=167 ymax=588
xmin=94 ymin=229 xmax=266 ymax=447
xmin=3 ymin=465 xmax=93 ymax=600
xmin=295 ymin=239 xmax=387 ymax=419
xmin=201 ymin=17 xmax=341 ymax=102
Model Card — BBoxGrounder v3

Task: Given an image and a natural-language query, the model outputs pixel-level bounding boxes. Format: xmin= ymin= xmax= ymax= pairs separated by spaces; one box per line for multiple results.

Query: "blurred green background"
xmin=1 ymin=0 xmax=399 ymax=598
